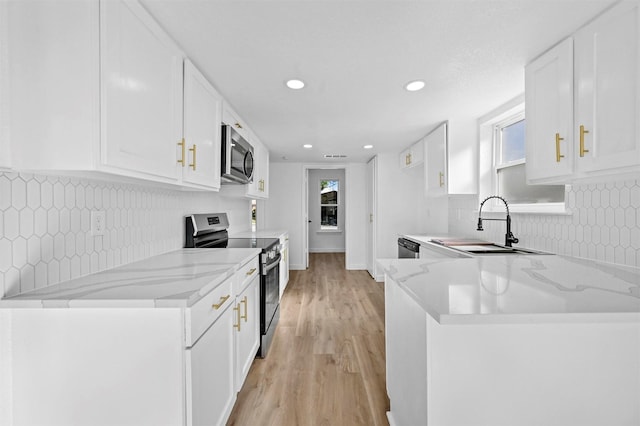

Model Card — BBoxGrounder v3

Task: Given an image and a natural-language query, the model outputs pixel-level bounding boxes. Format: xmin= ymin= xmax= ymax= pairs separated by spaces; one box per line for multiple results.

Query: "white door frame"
xmin=366 ymin=157 xmax=377 ymax=279
xmin=302 ymin=163 xmax=349 ymax=269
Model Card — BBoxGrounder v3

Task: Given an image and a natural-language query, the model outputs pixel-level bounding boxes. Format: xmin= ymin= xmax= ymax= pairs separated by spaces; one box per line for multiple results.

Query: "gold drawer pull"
xmin=241 ymin=296 xmax=248 ymax=322
xmin=212 ymin=294 xmax=230 ymax=310
xmin=177 ymin=138 xmax=186 ymax=166
xmin=555 ymin=133 xmax=565 ymax=162
xmin=233 ymin=304 xmax=241 ymax=331
xmin=579 ymin=125 xmax=590 ymax=157
xmin=246 ymin=268 xmax=257 ymax=276
xmin=189 ymin=144 xmax=197 ymax=170
xmin=439 ymin=171 xmax=445 ymax=187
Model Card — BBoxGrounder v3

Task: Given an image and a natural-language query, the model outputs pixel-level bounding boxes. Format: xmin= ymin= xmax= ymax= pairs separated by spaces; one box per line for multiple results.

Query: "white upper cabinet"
xmin=182 ymin=60 xmax=223 ymax=189
xmin=6 ymin=0 xmax=226 ymax=190
xmin=222 ymin=104 xmax=252 ymax=143
xmin=101 ymin=0 xmax=184 ymax=180
xmin=526 ymin=1 xmax=640 ymax=183
xmin=574 ymin=0 xmax=640 ymax=175
xmin=6 ymin=0 xmax=100 ymax=172
xmin=525 ymin=38 xmax=574 ymax=183
xmin=399 ymin=140 xmax=424 ymax=169
xmin=424 ymin=122 xmax=448 ymax=197
xmin=246 ymin=138 xmax=269 ymax=199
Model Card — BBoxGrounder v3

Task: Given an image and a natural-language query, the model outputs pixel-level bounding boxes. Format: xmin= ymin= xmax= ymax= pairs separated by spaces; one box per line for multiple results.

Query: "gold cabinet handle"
xmin=233 ymin=304 xmax=241 ymax=331
xmin=240 ymin=296 xmax=248 ymax=322
xmin=189 ymin=144 xmax=197 ymax=170
xmin=177 ymin=138 xmax=185 ymax=166
xmin=579 ymin=125 xmax=590 ymax=157
xmin=212 ymin=294 xmax=230 ymax=310
xmin=246 ymin=267 xmax=257 ymax=276
xmin=234 ymin=122 xmax=243 ymax=129
xmin=258 ymin=179 xmax=264 ymax=192
xmin=555 ymin=133 xmax=565 ymax=162
xmin=405 ymin=153 xmax=412 ymax=166
xmin=439 ymin=171 xmax=445 ymax=187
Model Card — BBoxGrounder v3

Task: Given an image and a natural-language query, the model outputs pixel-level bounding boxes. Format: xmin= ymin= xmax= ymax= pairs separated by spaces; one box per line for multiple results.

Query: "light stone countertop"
xmin=0 ymin=248 xmax=261 ymax=309
xmin=380 ymin=235 xmax=640 ymax=324
xmin=230 ymin=229 xmax=288 ymax=240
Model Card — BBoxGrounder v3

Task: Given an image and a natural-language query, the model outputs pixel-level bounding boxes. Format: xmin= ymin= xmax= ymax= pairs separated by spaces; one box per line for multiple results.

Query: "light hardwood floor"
xmin=227 ymin=253 xmax=390 ymax=426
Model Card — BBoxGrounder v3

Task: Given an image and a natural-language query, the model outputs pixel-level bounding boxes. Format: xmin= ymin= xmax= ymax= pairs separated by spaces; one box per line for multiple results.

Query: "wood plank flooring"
xmin=227 ymin=253 xmax=389 ymax=426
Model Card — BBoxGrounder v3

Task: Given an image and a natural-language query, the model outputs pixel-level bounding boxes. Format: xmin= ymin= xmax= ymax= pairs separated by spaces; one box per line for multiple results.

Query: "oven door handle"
xmin=262 ymin=253 xmax=282 ymax=275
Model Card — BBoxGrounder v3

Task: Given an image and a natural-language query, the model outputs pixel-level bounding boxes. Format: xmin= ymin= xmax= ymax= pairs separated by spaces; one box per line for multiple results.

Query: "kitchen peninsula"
xmin=379 ymin=251 xmax=640 ymax=426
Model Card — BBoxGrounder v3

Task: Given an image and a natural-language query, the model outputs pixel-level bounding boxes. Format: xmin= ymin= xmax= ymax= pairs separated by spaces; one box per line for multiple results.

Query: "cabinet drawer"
xmin=187 ymin=278 xmax=233 ymax=346
xmin=234 ymin=256 xmax=260 ymax=296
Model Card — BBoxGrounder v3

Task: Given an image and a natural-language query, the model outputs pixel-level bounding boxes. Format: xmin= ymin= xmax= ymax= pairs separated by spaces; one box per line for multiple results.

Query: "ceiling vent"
xmin=323 ymin=154 xmax=347 ymax=158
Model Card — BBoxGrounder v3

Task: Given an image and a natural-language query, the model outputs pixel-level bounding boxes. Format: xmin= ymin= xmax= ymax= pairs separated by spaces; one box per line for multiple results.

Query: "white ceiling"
xmin=141 ymin=0 xmax=615 ymax=163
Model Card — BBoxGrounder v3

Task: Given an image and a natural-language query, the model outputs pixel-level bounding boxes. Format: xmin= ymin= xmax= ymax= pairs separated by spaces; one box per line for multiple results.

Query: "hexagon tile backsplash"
xmin=449 ymin=180 xmax=640 ymax=267
xmin=0 ymin=172 xmax=251 ymax=298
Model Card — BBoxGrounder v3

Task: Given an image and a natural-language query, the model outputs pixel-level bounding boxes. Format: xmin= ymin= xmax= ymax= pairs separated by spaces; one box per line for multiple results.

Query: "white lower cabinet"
xmin=234 ymin=271 xmax=260 ymax=390
xmin=187 ymin=301 xmax=235 ymax=426
xmin=0 ymin=255 xmax=261 ymax=426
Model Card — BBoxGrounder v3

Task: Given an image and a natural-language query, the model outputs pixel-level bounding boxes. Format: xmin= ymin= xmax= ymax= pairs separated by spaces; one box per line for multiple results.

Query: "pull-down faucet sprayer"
xmin=477 ymin=195 xmax=519 ymax=247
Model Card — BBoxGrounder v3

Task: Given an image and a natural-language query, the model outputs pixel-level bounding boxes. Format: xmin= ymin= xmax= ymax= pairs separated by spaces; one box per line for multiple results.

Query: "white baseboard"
xmin=289 ymin=264 xmax=306 ymax=271
xmin=308 ymin=248 xmax=346 ymax=253
xmin=346 ymin=263 xmax=366 ymax=270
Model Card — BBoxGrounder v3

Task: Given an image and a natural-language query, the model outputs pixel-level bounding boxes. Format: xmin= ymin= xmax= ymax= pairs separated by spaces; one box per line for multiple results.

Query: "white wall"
xmin=308 ymin=169 xmax=345 ymax=253
xmin=375 ymin=152 xmax=429 ymax=260
xmin=263 ymin=162 xmax=367 ymax=270
xmin=0 ymin=172 xmax=252 ymax=298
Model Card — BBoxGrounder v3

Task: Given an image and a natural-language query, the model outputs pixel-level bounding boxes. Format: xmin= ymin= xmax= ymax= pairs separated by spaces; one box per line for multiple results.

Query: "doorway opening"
xmin=304 ymin=167 xmax=346 ymax=268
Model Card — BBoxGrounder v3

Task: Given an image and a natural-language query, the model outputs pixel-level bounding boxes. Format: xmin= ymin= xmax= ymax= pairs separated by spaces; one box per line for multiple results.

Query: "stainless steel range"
xmin=185 ymin=213 xmax=281 ymax=358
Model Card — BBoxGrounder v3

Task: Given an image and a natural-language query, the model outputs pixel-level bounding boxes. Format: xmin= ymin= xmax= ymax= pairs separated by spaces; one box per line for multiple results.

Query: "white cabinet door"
xmin=183 ymin=59 xmax=223 ymax=189
xmin=425 ymin=123 xmax=448 ymax=196
xmin=5 ymin=0 xmax=100 ymax=171
xmin=525 ymin=38 xmax=574 ymax=183
xmin=385 ymin=277 xmax=428 ymax=426
xmin=188 ymin=302 xmax=236 ymax=426
xmin=222 ymin=103 xmax=251 ymax=142
xmin=574 ymin=0 xmax=640 ymax=174
xmin=234 ymin=275 xmax=260 ymax=391
xmin=399 ymin=140 xmax=424 ymax=169
xmin=101 ymin=0 xmax=183 ymax=179
xmin=246 ymin=138 xmax=269 ymax=199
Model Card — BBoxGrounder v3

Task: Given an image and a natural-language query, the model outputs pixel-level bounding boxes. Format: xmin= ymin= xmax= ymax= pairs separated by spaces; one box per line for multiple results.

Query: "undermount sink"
xmin=427 ymin=239 xmax=551 ymax=257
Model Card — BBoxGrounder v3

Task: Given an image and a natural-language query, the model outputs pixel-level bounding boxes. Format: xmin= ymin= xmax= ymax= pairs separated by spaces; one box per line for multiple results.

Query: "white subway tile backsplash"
xmin=448 ymin=179 xmax=640 ymax=268
xmin=0 ymin=172 xmax=252 ymax=298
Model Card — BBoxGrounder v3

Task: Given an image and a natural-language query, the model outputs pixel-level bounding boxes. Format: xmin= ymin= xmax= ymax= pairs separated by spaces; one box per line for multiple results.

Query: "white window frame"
xmin=478 ymin=95 xmax=567 ymax=214
xmin=319 ymin=178 xmax=340 ymax=232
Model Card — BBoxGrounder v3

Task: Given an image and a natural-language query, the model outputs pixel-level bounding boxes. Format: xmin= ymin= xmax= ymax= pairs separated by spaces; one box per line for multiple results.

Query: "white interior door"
xmin=366 ymin=157 xmax=377 ymax=279
xmin=304 ymin=168 xmax=309 ymax=269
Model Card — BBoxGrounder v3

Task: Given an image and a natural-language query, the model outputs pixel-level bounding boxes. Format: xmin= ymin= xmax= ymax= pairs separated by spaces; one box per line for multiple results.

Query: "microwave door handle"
xmin=224 ymin=127 xmax=233 ymax=175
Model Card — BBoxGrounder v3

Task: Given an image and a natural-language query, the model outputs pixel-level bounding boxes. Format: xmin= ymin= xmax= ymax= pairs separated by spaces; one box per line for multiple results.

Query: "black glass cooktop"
xmin=225 ymin=238 xmax=279 ymax=250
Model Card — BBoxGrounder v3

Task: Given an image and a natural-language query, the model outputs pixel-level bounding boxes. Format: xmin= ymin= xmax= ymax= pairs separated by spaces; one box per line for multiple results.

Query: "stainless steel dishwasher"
xmin=397 ymin=238 xmax=420 ymax=258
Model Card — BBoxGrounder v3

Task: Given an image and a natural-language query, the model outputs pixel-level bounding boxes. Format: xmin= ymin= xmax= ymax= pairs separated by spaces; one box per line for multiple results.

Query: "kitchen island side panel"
xmin=3 ymin=307 xmax=185 ymax=426
xmin=427 ymin=315 xmax=640 ymax=426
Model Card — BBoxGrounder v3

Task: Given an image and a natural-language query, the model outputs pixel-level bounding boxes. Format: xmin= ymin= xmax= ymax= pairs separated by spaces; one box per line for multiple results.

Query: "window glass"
xmin=494 ymin=116 xmax=564 ymax=206
xmin=320 ymin=180 xmax=339 ymax=230
xmin=500 ymin=119 xmax=526 ymax=164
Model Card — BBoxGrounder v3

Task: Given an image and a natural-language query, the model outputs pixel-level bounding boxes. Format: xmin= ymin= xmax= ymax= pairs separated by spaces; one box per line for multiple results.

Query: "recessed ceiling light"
xmin=303 ymin=144 xmax=313 ymax=149
xmin=286 ymin=79 xmax=305 ymax=90
xmin=363 ymin=145 xmax=373 ymax=149
xmin=404 ymin=80 xmax=425 ymax=92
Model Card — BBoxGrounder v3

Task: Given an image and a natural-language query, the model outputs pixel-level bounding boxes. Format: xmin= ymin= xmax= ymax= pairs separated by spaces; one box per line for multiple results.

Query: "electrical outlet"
xmin=91 ymin=211 xmax=106 ymax=236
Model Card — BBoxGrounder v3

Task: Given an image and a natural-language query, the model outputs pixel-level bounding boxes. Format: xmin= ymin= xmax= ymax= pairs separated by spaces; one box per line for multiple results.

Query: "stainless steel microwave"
xmin=221 ymin=124 xmax=254 ymax=184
